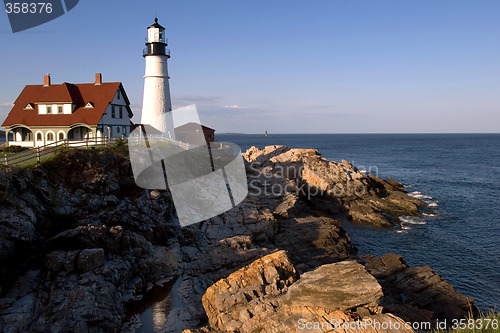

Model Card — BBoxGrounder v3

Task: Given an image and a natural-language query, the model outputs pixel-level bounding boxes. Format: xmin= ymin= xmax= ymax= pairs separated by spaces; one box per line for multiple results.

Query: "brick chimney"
xmin=95 ymin=73 xmax=102 ymax=85
xmin=43 ymin=74 xmax=51 ymax=87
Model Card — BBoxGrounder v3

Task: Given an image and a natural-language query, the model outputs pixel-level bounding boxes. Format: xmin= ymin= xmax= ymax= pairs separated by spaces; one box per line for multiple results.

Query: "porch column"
xmin=5 ymin=129 xmax=9 ymax=147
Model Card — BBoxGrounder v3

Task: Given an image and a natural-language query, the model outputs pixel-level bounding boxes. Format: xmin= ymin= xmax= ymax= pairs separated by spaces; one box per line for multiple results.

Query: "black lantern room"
xmin=143 ymin=18 xmax=170 ymax=58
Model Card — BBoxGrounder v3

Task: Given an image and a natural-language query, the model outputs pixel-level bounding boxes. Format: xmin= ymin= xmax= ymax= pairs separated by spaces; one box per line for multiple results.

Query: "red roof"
xmin=176 ymin=122 xmax=215 ymax=132
xmin=2 ymin=82 xmax=130 ymax=127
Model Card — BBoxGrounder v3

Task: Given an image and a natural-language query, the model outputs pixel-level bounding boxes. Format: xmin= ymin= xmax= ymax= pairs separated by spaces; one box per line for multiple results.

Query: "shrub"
xmin=109 ymin=138 xmax=128 ymax=153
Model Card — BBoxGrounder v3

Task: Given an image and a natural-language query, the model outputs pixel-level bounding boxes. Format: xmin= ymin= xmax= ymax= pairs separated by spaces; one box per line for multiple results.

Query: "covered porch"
xmin=5 ymin=125 xmax=35 ymax=147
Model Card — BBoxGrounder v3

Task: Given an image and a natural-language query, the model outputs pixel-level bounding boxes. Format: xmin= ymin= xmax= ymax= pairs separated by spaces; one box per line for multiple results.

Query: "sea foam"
xmin=400 ymin=217 xmax=427 ymax=225
xmin=409 ymin=191 xmax=433 ymax=200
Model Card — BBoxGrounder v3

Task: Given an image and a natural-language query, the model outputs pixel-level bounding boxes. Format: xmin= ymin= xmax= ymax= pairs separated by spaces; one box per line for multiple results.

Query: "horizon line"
xmin=216 ymin=132 xmax=500 ymax=135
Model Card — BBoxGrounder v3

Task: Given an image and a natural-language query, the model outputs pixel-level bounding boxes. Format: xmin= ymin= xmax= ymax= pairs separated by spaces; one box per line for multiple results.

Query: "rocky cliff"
xmin=0 ymin=146 xmax=476 ymax=332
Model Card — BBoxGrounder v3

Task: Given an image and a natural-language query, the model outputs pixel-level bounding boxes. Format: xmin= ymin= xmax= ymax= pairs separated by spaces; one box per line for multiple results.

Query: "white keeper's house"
xmin=2 ymin=73 xmax=133 ymax=147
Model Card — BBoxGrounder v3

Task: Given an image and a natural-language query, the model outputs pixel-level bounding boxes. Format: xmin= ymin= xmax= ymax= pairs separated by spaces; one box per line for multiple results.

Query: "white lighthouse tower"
xmin=141 ymin=18 xmax=175 ymax=138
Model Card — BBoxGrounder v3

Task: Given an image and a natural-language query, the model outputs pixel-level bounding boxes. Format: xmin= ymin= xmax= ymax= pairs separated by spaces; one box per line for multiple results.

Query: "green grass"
xmin=433 ymin=311 xmax=499 ymax=333
xmin=1 ymin=142 xmax=124 ymax=168
xmin=1 ymin=150 xmax=56 ymax=168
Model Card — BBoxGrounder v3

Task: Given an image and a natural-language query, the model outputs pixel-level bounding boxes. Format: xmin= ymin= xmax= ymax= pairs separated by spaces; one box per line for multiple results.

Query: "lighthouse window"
xmin=119 ymin=106 xmax=123 ymax=118
xmin=111 ymin=106 xmax=116 ymax=118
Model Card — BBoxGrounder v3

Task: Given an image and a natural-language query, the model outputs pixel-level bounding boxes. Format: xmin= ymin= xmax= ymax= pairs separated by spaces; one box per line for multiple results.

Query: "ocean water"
xmin=218 ymin=133 xmax=500 ymax=311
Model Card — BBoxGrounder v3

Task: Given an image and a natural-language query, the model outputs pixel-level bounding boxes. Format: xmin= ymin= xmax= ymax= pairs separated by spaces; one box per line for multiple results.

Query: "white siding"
xmin=38 ymin=104 xmax=47 ymax=114
xmin=97 ymin=88 xmax=131 ymax=138
xmin=63 ymin=104 xmax=72 ymax=114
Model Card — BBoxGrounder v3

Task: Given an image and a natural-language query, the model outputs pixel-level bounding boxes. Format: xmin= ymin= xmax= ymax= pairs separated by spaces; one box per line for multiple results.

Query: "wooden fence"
xmin=2 ymin=137 xmax=116 ymax=167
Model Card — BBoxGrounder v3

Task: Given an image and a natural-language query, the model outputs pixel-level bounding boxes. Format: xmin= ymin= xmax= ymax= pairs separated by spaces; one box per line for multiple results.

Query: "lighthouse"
xmin=141 ymin=18 xmax=175 ymax=138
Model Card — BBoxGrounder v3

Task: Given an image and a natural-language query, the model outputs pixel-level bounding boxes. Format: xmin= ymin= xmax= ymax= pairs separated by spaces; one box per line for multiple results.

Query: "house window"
xmin=111 ymin=106 xmax=115 ymax=118
xmin=117 ymin=127 xmax=121 ymax=134
xmin=117 ymin=90 xmax=121 ymax=99
xmin=47 ymin=132 xmax=54 ymax=141
xmin=58 ymin=132 xmax=64 ymax=140
xmin=36 ymin=132 xmax=42 ymax=141
xmin=119 ymin=106 xmax=123 ymax=118
xmin=58 ymin=106 xmax=63 ymax=114
xmin=47 ymin=106 xmax=52 ymax=114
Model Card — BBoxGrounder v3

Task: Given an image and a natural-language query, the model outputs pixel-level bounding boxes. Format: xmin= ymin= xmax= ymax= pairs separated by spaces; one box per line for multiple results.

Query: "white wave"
xmin=400 ymin=216 xmax=427 ymax=225
xmin=408 ymin=191 xmax=433 ymax=200
xmin=428 ymin=202 xmax=438 ymax=207
xmin=422 ymin=212 xmax=436 ymax=217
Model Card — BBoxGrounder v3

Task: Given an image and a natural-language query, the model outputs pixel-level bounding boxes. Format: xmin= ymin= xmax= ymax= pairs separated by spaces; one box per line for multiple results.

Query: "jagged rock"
xmin=361 ymin=253 xmax=408 ymax=278
xmin=361 ymin=254 xmax=478 ymax=326
xmin=345 ymin=201 xmax=393 ymax=227
xmin=77 ymin=248 xmax=105 ymax=272
xmin=0 ymin=294 xmax=35 ymax=333
xmin=283 ymin=261 xmax=383 ymax=310
xmin=202 ymin=252 xmax=414 ymax=333
xmin=243 ymin=145 xmax=426 ymax=227
xmin=202 ymin=250 xmax=299 ymax=332
xmin=386 ymin=178 xmax=405 ymax=191
xmin=274 ymin=216 xmax=356 ymax=269
xmin=45 ymin=251 xmax=80 ymax=274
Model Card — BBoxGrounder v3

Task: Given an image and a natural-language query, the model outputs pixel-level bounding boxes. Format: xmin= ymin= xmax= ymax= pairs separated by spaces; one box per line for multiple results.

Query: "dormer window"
xmin=58 ymin=106 xmax=63 ymax=114
xmin=24 ymin=103 xmax=34 ymax=110
xmin=47 ymin=106 xmax=52 ymax=114
xmin=85 ymin=102 xmax=94 ymax=108
xmin=117 ymin=90 xmax=121 ymax=99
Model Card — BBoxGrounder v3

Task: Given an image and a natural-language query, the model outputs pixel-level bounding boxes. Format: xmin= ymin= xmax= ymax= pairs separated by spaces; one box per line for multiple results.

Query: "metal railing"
xmin=142 ymin=48 xmax=170 ymax=57
xmin=130 ymin=132 xmax=191 ymax=150
xmin=2 ymin=137 xmax=116 ymax=167
xmin=145 ymin=37 xmax=168 ymax=44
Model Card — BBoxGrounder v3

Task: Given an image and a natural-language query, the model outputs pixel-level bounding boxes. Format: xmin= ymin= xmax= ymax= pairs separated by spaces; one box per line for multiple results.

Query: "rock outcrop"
xmin=244 ymin=145 xmax=426 ymax=227
xmin=361 ymin=254 xmax=478 ymax=324
xmin=202 ymin=251 xmax=415 ymax=333
xmin=0 ymin=146 xmax=477 ymax=333
xmin=0 ymin=150 xmax=180 ymax=332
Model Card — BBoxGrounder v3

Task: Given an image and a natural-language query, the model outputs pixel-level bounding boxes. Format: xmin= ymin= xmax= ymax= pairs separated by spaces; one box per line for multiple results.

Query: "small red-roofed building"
xmin=2 ymin=73 xmax=133 ymax=147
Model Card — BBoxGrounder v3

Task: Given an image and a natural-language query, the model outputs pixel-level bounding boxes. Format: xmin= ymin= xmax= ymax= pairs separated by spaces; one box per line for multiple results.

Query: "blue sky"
xmin=1 ymin=0 xmax=499 ymax=133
